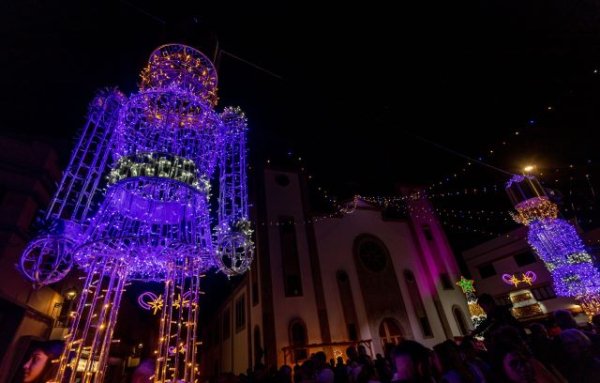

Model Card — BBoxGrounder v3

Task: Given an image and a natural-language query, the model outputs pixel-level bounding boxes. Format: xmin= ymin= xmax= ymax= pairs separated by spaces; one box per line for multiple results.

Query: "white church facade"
xmin=201 ymin=168 xmax=471 ymax=376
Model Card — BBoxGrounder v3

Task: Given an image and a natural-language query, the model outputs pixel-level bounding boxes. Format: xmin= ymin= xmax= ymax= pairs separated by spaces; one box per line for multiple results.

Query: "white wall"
xmin=210 ymin=171 xmax=476 ymax=373
xmin=406 ymin=196 xmax=471 ymax=340
xmin=232 ymin=290 xmax=249 ymax=374
xmin=264 ymin=170 xmax=321 ymax=367
xmin=314 ymin=202 xmax=466 ymax=351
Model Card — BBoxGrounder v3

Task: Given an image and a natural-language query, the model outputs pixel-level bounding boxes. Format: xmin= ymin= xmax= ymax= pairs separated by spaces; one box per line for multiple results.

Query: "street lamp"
xmin=523 ymin=165 xmax=535 ymax=173
xmin=64 ymin=287 xmax=77 ymax=300
xmin=53 ymin=287 xmax=78 ymax=328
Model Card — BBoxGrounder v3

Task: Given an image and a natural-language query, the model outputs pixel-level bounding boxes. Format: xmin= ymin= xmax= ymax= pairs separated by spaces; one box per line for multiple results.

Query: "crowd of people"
xmin=15 ymin=292 xmax=600 ymax=383
xmin=223 ymin=294 xmax=600 ymax=383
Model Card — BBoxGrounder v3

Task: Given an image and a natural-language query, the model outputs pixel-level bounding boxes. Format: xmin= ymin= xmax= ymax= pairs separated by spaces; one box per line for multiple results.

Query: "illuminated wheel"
xmin=20 ymin=236 xmax=73 ymax=287
xmin=215 ymin=233 xmax=253 ymax=276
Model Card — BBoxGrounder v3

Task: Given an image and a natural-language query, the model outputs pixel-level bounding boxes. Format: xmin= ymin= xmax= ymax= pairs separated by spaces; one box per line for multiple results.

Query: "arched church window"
xmin=289 ymin=318 xmax=308 ymax=362
xmin=403 ymin=270 xmax=433 ymax=337
xmin=452 ymin=305 xmax=469 ymax=336
xmin=379 ymin=317 xmax=403 ymax=348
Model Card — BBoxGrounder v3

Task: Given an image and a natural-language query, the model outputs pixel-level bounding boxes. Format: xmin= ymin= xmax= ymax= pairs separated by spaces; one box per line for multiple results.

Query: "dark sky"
xmin=3 ymin=0 xmax=600 ymax=253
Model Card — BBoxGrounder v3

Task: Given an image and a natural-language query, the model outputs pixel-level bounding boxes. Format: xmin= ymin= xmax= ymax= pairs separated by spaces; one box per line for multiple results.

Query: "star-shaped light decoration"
xmin=456 ymin=276 xmax=476 ymax=293
xmin=501 ymin=271 xmax=537 ymax=288
xmin=509 ymin=274 xmax=521 ymax=287
xmin=172 ymin=293 xmax=190 ymax=310
xmin=521 ymin=272 xmax=534 ymax=286
xmin=149 ymin=294 xmax=164 ymax=315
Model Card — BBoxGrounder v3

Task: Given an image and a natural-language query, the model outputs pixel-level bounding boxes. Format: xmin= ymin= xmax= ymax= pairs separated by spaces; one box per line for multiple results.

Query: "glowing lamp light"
xmin=65 ymin=287 xmax=78 ymax=300
xmin=523 ymin=165 xmax=535 ymax=173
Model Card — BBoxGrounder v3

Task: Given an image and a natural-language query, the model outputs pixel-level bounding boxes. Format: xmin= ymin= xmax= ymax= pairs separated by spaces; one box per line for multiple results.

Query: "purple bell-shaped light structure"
xmin=506 ymin=174 xmax=600 ymax=318
xmin=19 ymin=44 xmax=254 ymax=382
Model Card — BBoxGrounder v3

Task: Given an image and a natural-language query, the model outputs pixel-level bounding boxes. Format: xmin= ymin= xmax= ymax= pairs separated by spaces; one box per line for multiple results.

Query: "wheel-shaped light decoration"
xmin=215 ymin=233 xmax=254 ymax=276
xmin=20 ymin=236 xmax=73 ymax=287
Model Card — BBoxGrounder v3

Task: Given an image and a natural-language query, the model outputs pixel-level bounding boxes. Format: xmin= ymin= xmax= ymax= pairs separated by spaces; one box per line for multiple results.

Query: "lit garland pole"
xmin=155 ymin=262 xmax=202 ymax=382
xmin=54 ymin=258 xmax=128 ymax=383
xmin=506 ymin=175 xmax=600 ymax=318
xmin=456 ymin=276 xmax=487 ymax=331
xmin=19 ymin=44 xmax=254 ymax=382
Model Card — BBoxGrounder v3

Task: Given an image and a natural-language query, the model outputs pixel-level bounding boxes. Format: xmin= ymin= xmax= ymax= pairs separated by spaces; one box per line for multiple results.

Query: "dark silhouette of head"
xmin=553 ymin=309 xmax=577 ymax=330
xmin=529 ymin=323 xmax=548 ymax=339
xmin=477 ymin=293 xmax=496 ymax=315
xmin=391 ymin=340 xmax=431 ymax=382
xmin=346 ymin=346 xmax=358 ymax=361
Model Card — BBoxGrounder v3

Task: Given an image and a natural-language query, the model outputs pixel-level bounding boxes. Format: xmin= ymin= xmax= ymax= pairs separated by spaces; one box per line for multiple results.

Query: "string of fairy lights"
xmin=263 ymin=150 xmax=597 ymax=203
xmin=425 ymin=65 xmax=600 ymax=193
xmin=425 ymin=131 xmax=521 ymax=193
xmin=257 ymin=152 xmax=599 ymax=237
xmin=254 ymin=66 xmax=600 ymax=238
xmin=260 ymin=143 xmax=597 ymax=236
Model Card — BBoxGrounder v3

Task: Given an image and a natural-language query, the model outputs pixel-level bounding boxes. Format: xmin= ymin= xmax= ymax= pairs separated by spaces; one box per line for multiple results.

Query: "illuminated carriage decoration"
xmin=20 ymin=44 xmax=254 ymax=382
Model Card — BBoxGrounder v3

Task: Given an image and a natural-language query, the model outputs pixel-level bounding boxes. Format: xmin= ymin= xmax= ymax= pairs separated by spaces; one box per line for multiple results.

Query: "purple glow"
xmin=137 ymin=291 xmax=158 ymax=310
xmin=138 ymin=291 xmax=192 ymax=312
xmin=19 ymin=44 xmax=254 ymax=382
xmin=22 ymin=44 xmax=253 ymax=283
xmin=528 ymin=219 xmax=600 ymax=297
xmin=523 ymin=271 xmax=537 ymax=284
xmin=502 ymin=271 xmax=537 ymax=287
xmin=507 ymin=174 xmax=600 ymax=318
xmin=506 ymin=174 xmax=530 ymax=188
xmin=502 ymin=274 xmax=517 ymax=285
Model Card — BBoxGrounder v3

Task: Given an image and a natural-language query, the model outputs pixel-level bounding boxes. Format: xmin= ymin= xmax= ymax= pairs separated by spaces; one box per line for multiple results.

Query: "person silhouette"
xmin=21 ymin=340 xmax=65 ymax=383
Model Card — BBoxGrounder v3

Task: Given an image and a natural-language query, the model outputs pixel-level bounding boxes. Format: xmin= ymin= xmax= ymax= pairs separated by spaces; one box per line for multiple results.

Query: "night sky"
xmin=3 ymin=1 xmax=600 ymax=264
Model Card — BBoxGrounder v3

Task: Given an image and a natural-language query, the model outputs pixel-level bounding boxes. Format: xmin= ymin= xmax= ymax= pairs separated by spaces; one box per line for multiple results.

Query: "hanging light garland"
xmin=427 ymin=65 xmax=600 ymax=192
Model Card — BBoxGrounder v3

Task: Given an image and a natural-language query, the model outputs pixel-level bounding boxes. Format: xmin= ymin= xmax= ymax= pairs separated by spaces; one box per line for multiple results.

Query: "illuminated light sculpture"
xmin=501 ymin=271 xmax=537 ymax=288
xmin=19 ymin=44 xmax=254 ymax=382
xmin=138 ymin=291 xmax=195 ymax=315
xmin=456 ymin=276 xmax=487 ymax=330
xmin=509 ymin=289 xmax=545 ymax=319
xmin=138 ymin=292 xmax=166 ymax=315
xmin=506 ymin=175 xmax=600 ymax=317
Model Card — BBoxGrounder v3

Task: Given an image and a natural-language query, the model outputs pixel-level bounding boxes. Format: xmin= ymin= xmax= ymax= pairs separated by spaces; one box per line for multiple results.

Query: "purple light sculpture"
xmin=506 ymin=175 xmax=600 ymax=317
xmin=19 ymin=44 xmax=254 ymax=382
